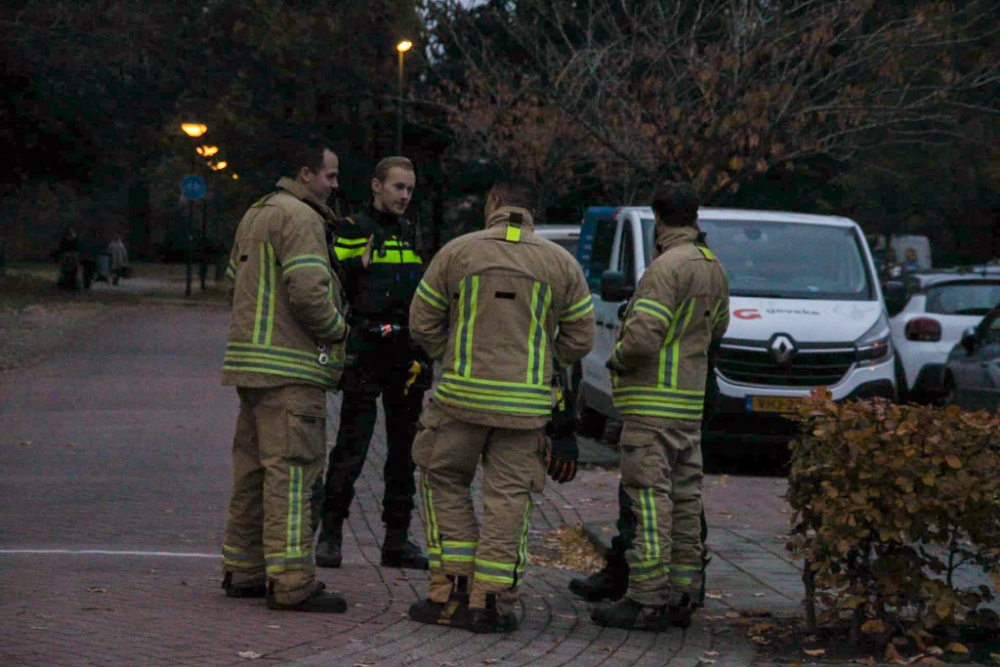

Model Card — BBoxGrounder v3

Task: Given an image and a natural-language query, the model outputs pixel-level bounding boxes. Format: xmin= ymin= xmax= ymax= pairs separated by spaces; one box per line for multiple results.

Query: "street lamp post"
xmin=180 ymin=123 xmax=208 ymax=297
xmin=396 ymin=40 xmax=412 ymax=155
xmin=203 ymin=160 xmax=228 ymax=290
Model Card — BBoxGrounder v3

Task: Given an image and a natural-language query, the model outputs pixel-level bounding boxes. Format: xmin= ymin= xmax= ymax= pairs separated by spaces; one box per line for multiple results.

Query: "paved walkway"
xmin=0 ymin=306 xmax=805 ymax=667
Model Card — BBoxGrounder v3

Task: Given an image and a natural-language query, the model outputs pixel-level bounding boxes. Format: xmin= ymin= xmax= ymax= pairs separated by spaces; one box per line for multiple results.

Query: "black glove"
xmin=545 ymin=381 xmax=579 ymax=483
xmin=546 ymin=433 xmax=578 ymax=483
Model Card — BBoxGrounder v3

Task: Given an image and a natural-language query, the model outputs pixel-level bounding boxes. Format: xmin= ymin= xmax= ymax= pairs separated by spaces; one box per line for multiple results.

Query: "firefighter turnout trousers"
xmin=619 ymin=418 xmax=704 ymax=607
xmin=413 ymin=401 xmax=546 ymax=610
xmin=222 ymin=384 xmax=326 ymax=606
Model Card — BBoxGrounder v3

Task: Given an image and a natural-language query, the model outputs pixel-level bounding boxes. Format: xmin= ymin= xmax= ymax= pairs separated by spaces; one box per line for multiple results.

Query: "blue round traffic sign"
xmin=181 ymin=174 xmax=207 ymax=201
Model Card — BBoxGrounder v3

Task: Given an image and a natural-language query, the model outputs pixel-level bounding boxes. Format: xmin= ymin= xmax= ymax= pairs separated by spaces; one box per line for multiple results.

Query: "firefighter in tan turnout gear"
xmin=407 ymin=182 xmax=595 ymax=633
xmin=219 ymin=141 xmax=350 ymax=613
xmin=591 ymin=181 xmax=729 ymax=631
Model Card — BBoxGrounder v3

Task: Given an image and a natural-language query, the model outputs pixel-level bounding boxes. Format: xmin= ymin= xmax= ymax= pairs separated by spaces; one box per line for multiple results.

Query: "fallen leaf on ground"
xmin=87 ymin=587 xmax=108 ymax=593
xmin=886 ymin=644 xmax=906 ymax=665
xmin=913 ymin=658 xmax=946 ymax=665
xmin=857 ymin=657 xmax=876 ymax=666
xmin=753 ymin=592 xmax=766 ymax=598
xmin=238 ymin=651 xmax=262 ymax=659
xmin=484 ymin=660 xmax=499 ymax=665
xmin=990 ymin=652 xmax=1000 ymax=663
xmin=20 ymin=441 xmax=32 ymax=446
xmin=947 ymin=643 xmax=969 ymax=654
xmin=803 ymin=648 xmax=825 ymax=656
xmin=924 ymin=646 xmax=943 ymax=656
xmin=706 ymin=592 xmax=725 ymax=600
xmin=267 ymin=625 xmax=280 ymax=629
xmin=698 ymin=659 xmax=716 ymax=666
xmin=703 ymin=651 xmax=720 ymax=657
xmin=861 ymin=619 xmax=886 ymax=634
xmin=600 ymin=645 xmax=613 ymax=652
xmin=750 ymin=635 xmax=769 ymax=645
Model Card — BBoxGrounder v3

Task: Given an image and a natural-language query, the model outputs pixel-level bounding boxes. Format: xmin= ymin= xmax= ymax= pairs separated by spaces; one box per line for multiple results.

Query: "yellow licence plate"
xmin=748 ymin=396 xmax=806 ymax=415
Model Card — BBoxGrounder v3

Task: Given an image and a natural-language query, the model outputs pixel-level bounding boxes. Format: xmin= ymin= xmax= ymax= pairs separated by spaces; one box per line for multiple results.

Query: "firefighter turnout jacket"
xmin=608 ymin=225 xmax=729 ymax=422
xmin=222 ymin=178 xmax=348 ymax=390
xmin=333 ymin=204 xmax=423 ymax=327
xmin=409 ymin=206 xmax=596 ymax=430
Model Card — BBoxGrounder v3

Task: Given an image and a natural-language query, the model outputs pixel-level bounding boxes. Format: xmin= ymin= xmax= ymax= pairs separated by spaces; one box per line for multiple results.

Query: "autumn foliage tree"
xmin=425 ymin=0 xmax=1000 ymax=205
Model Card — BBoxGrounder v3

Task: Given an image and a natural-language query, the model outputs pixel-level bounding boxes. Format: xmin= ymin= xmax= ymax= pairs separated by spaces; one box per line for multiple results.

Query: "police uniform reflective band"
xmin=672 ymin=563 xmax=700 ymax=587
xmin=417 ymin=279 xmax=448 ymax=311
xmin=453 ymin=276 xmax=479 ymax=377
xmin=435 ymin=374 xmax=551 ymax=415
xmin=222 ymin=543 xmax=264 ymax=570
xmin=223 ymin=342 xmax=337 ymax=388
xmin=630 ymin=487 xmax=669 ymax=582
xmin=265 ymin=465 xmax=310 ymax=574
xmin=526 ymin=282 xmax=552 ymax=385
xmin=441 ymin=540 xmax=477 ymax=566
xmin=421 ymin=476 xmax=443 ymax=571
xmin=560 ymin=294 xmax=594 ymax=323
xmin=283 ymin=253 xmax=329 ymax=275
xmin=334 ymin=236 xmax=367 ymax=260
xmin=253 ymin=242 xmax=277 ymax=346
xmin=632 ymin=298 xmax=673 ymax=326
xmin=371 ymin=244 xmax=422 ymax=265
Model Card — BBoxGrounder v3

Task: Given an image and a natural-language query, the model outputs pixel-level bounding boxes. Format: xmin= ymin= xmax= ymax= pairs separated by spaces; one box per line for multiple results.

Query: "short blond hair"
xmin=373 ymin=156 xmax=414 ymax=182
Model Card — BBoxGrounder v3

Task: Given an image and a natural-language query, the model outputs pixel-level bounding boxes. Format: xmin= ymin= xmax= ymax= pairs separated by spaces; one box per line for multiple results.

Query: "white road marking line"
xmin=0 ymin=549 xmax=219 ymax=558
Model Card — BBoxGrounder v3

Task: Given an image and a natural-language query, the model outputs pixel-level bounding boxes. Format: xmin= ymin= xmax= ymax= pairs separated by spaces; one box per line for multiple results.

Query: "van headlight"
xmin=855 ymin=312 xmax=891 ymax=364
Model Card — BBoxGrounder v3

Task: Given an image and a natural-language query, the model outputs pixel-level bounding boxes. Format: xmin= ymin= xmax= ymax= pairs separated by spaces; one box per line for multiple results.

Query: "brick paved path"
xmin=0 ymin=306 xmax=791 ymax=667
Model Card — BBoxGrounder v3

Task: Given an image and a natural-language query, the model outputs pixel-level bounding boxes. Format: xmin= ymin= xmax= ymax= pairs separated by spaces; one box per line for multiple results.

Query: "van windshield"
xmin=642 ymin=218 xmax=875 ymax=300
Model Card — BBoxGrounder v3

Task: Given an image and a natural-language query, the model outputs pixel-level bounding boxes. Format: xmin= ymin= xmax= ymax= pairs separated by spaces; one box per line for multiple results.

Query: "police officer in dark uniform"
xmin=316 ymin=156 xmax=430 ymax=570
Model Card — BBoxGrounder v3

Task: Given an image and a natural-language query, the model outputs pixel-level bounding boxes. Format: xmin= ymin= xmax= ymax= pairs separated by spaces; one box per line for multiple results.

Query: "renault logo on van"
xmin=770 ymin=335 xmax=797 ymax=366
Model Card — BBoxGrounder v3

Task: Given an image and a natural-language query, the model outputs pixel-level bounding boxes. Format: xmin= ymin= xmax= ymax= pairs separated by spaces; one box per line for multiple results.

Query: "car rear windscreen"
xmin=925 ymin=282 xmax=1000 ymax=315
xmin=642 ymin=218 xmax=874 ymax=300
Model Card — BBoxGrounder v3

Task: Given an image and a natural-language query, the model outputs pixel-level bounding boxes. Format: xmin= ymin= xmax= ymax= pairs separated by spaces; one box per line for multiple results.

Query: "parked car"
xmin=575 ymin=206 xmax=896 ymax=447
xmin=889 ymin=272 xmax=1000 ymax=403
xmin=941 ymin=302 xmax=1000 ymax=411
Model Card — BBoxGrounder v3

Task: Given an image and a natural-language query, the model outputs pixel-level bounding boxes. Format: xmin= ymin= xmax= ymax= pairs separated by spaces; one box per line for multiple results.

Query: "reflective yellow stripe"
xmin=335 ymin=246 xmax=365 ymax=261
xmin=454 ymin=276 xmax=479 ymax=377
xmin=417 ymin=280 xmax=448 ymax=311
xmin=671 ymin=300 xmax=696 ymax=387
xmin=283 ymin=253 xmax=329 ymax=275
xmin=561 ymin=295 xmax=594 ymax=323
xmin=526 ymin=282 xmax=552 ymax=385
xmin=287 ymin=466 xmax=303 ymax=558
xmin=697 ymin=245 xmax=716 ymax=261
xmin=253 ymin=242 xmax=276 ymax=345
xmin=517 ymin=497 xmax=532 ymax=577
xmin=371 ymin=249 xmax=422 ymax=264
xmin=421 ymin=476 xmax=442 ymax=571
xmin=633 ymin=298 xmax=673 ymax=326
xmin=506 ymin=224 xmax=521 ymax=242
xmin=335 ymin=237 xmax=368 ymax=247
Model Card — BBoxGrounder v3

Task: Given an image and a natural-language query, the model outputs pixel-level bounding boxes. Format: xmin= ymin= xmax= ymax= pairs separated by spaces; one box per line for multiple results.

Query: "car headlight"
xmin=855 ymin=311 xmax=891 ymax=364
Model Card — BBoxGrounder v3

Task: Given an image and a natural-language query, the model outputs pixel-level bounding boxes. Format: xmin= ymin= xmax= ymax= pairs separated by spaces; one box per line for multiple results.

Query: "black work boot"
xmin=266 ymin=582 xmax=347 ymax=613
xmin=666 ymin=592 xmax=696 ymax=628
xmin=315 ymin=519 xmax=343 ymax=569
xmin=568 ymin=554 xmax=629 ymax=602
xmin=408 ymin=576 xmax=471 ymax=628
xmin=591 ymin=598 xmax=673 ymax=632
xmin=468 ymin=593 xmax=518 ymax=634
xmin=381 ymin=528 xmax=429 ymax=570
xmin=221 ymin=572 xmax=267 ymax=599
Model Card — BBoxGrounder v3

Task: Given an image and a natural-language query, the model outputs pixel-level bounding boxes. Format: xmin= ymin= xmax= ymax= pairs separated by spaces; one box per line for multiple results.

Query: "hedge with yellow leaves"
xmin=786 ymin=389 xmax=1000 ymax=645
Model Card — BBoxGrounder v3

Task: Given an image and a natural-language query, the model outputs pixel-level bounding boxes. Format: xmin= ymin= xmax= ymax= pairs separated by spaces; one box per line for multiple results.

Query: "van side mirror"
xmin=961 ymin=328 xmax=978 ymax=356
xmin=600 ymin=270 xmax=634 ymax=303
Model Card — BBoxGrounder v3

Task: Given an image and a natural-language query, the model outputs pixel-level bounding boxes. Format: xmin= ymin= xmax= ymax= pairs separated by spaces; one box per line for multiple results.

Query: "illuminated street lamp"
xmin=181 ymin=123 xmax=208 ymax=138
xmin=232 ymin=173 xmax=239 ymax=180
xmin=196 ymin=145 xmax=219 ymax=157
xmin=396 ymin=40 xmax=412 ymax=154
xmin=208 ymin=161 xmax=228 ymax=171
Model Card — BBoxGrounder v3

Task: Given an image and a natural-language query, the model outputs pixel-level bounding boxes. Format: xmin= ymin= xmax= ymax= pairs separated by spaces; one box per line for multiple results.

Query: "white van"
xmin=575 ymin=206 xmax=897 ymax=445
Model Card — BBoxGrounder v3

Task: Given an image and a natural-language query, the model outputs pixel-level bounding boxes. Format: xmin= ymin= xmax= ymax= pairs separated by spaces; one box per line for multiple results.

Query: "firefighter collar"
xmin=655 ymin=225 xmax=702 ymax=257
xmin=275 ymin=177 xmax=335 ymax=224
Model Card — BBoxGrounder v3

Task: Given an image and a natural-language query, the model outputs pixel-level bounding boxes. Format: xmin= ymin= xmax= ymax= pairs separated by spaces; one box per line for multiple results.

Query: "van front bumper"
xmin=703 ymin=357 xmax=897 ymax=444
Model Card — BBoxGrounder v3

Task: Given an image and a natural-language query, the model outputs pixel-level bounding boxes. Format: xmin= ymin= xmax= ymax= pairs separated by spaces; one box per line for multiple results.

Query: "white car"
xmin=888 ymin=272 xmax=1000 ymax=403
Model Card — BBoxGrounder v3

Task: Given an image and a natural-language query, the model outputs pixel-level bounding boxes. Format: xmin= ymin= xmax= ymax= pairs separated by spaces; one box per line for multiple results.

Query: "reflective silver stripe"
xmin=454 ymin=276 xmax=479 ymax=377
xmin=561 ymin=294 xmax=594 ymax=323
xmin=254 ymin=242 xmax=276 ymax=346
